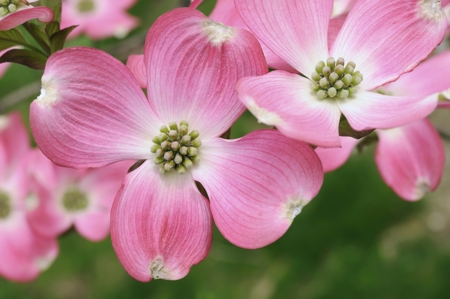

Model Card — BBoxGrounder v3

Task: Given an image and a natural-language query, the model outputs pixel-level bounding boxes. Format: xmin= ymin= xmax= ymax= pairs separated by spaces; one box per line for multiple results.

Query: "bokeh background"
xmin=1 ymin=0 xmax=450 ymax=298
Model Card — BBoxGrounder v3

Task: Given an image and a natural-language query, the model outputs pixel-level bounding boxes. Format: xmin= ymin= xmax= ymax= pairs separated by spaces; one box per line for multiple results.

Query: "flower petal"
xmin=145 ymin=8 xmax=267 ymax=139
xmin=235 ymin=0 xmax=332 ymax=74
xmin=111 ymin=161 xmax=212 ymax=281
xmin=375 ymin=119 xmax=445 ymax=201
xmin=338 ymin=90 xmax=438 ymax=131
xmin=30 ymin=47 xmax=161 ymax=168
xmin=190 ymin=0 xmax=203 ymax=8
xmin=0 ymin=7 xmax=53 ymax=31
xmin=236 ymin=71 xmax=341 ymax=147
xmin=0 ymin=112 xmax=29 ymax=174
xmin=315 ymin=136 xmax=358 ymax=172
xmin=126 ymin=54 xmax=147 ymax=88
xmin=328 ymin=15 xmax=346 ymax=50
xmin=192 ymin=130 xmax=323 ymax=249
xmin=332 ymin=0 xmax=448 ymax=90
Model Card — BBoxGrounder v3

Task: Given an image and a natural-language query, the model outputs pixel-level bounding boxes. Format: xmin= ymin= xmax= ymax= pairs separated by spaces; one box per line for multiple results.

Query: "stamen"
xmin=151 ymin=121 xmax=201 ymax=174
xmin=311 ymin=57 xmax=363 ymax=100
xmin=62 ymin=188 xmax=89 ymax=212
xmin=0 ymin=0 xmax=25 ymax=16
xmin=0 ymin=191 xmax=11 ymax=219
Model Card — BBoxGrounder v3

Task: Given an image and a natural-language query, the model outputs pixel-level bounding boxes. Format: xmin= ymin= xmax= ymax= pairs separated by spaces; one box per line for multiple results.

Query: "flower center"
xmin=151 ymin=121 xmax=202 ymax=174
xmin=311 ymin=57 xmax=363 ymax=100
xmin=0 ymin=0 xmax=24 ymax=16
xmin=0 ymin=191 xmax=11 ymax=219
xmin=62 ymin=188 xmax=88 ymax=212
xmin=77 ymin=0 xmax=95 ymax=13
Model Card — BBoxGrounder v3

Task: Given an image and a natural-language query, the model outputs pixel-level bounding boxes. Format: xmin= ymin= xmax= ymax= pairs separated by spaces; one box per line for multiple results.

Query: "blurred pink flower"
xmin=61 ymin=0 xmax=139 ymax=39
xmin=31 ymin=8 xmax=323 ymax=281
xmin=26 ymin=149 xmax=131 ymax=241
xmin=0 ymin=0 xmax=53 ymax=30
xmin=234 ymin=0 xmax=448 ymax=147
xmin=0 ymin=49 xmax=11 ymax=78
xmin=0 ymin=112 xmax=58 ymax=282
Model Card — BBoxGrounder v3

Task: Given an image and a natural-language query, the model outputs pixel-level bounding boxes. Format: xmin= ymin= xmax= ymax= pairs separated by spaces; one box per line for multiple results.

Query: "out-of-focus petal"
xmin=332 ymin=0 xmax=354 ymax=17
xmin=236 ymin=71 xmax=341 ymax=147
xmin=193 ymin=130 xmax=323 ymax=249
xmin=315 ymin=136 xmax=358 ymax=172
xmin=338 ymin=90 xmax=438 ymax=131
xmin=126 ymin=54 xmax=147 ymax=88
xmin=235 ymin=0 xmax=332 ymax=74
xmin=0 ymin=112 xmax=29 ymax=174
xmin=382 ymin=49 xmax=450 ymax=98
xmin=111 ymin=161 xmax=212 ymax=281
xmin=375 ymin=119 xmax=445 ymax=201
xmin=145 ymin=8 xmax=267 ymax=140
xmin=30 ymin=47 xmax=162 ymax=168
xmin=190 ymin=0 xmax=203 ymax=9
xmin=0 ymin=6 xmax=53 ymax=31
xmin=332 ymin=0 xmax=448 ymax=90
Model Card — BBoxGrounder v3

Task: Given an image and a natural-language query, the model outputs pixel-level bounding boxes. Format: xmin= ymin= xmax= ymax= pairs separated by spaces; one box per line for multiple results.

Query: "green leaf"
xmin=22 ymin=23 xmax=51 ymax=55
xmin=0 ymin=28 xmax=28 ymax=52
xmin=45 ymin=21 xmax=60 ymax=37
xmin=0 ymin=48 xmax=47 ymax=70
xmin=50 ymin=25 xmax=77 ymax=53
xmin=38 ymin=0 xmax=61 ymax=24
xmin=339 ymin=117 xmax=374 ymax=139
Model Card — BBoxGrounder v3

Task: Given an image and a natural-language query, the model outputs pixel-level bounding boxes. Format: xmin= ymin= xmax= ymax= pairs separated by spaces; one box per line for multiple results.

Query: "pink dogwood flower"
xmin=0 ymin=0 xmax=53 ymax=30
xmin=30 ymin=8 xmax=323 ymax=281
xmin=26 ymin=149 xmax=131 ymax=241
xmin=61 ymin=0 xmax=139 ymax=39
xmin=0 ymin=112 xmax=58 ymax=282
xmin=234 ymin=0 xmax=448 ymax=147
xmin=315 ymin=50 xmax=450 ymax=200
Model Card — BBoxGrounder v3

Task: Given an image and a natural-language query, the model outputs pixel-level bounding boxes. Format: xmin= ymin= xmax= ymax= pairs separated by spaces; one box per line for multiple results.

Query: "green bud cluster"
xmin=151 ymin=121 xmax=202 ymax=174
xmin=77 ymin=0 xmax=95 ymax=13
xmin=0 ymin=0 xmax=21 ymax=17
xmin=311 ymin=57 xmax=363 ymax=100
xmin=62 ymin=188 xmax=89 ymax=212
xmin=0 ymin=191 xmax=11 ymax=219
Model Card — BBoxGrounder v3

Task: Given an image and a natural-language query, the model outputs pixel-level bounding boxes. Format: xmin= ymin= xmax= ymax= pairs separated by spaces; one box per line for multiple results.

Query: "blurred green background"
xmin=1 ymin=0 xmax=450 ymax=298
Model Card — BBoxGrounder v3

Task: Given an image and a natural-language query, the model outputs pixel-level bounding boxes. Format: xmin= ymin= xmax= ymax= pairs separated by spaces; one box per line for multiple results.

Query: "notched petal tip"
xmin=418 ymin=0 xmax=446 ymax=20
xmin=413 ymin=179 xmax=432 ymax=200
xmin=150 ymin=257 xmax=172 ymax=280
xmin=282 ymin=197 xmax=306 ymax=223
xmin=246 ymin=99 xmax=284 ymax=126
xmin=35 ymin=82 xmax=59 ymax=108
xmin=202 ymin=19 xmax=236 ymax=45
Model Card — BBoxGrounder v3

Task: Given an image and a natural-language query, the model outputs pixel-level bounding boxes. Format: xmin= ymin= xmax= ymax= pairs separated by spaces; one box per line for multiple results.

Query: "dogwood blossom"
xmin=30 ymin=8 xmax=323 ymax=281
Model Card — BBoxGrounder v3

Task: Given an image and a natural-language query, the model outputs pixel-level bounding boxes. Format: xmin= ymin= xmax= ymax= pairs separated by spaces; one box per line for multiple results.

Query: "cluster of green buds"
xmin=311 ymin=57 xmax=363 ymax=100
xmin=62 ymin=188 xmax=89 ymax=212
xmin=151 ymin=121 xmax=202 ymax=174
xmin=0 ymin=0 xmax=25 ymax=17
xmin=0 ymin=191 xmax=11 ymax=219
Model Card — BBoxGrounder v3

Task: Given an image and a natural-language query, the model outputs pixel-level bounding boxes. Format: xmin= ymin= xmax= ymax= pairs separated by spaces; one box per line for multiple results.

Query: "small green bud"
xmin=188 ymin=147 xmax=198 ymax=156
xmin=177 ymin=165 xmax=186 ymax=174
xmin=311 ymin=72 xmax=321 ymax=82
xmin=8 ymin=3 xmax=16 ymax=12
xmin=159 ymin=125 xmax=169 ymax=134
xmin=338 ymin=89 xmax=349 ymax=99
xmin=347 ymin=61 xmax=356 ymax=69
xmin=169 ymin=122 xmax=178 ymax=131
xmin=351 ymin=75 xmax=362 ymax=86
xmin=174 ymin=154 xmax=183 ymax=165
xmin=334 ymin=64 xmax=345 ymax=76
xmin=184 ymin=157 xmax=193 ymax=169
xmin=11 ymin=0 xmax=20 ymax=4
xmin=348 ymin=87 xmax=358 ymax=96
xmin=311 ymin=82 xmax=320 ymax=92
xmin=164 ymin=151 xmax=174 ymax=161
xmin=168 ymin=130 xmax=178 ymax=140
xmin=334 ymin=80 xmax=344 ymax=90
xmin=342 ymin=74 xmax=352 ymax=87
xmin=159 ymin=167 xmax=167 ymax=174
xmin=154 ymin=157 xmax=164 ymax=165
xmin=156 ymin=148 xmax=164 ymax=158
xmin=344 ymin=65 xmax=354 ymax=74
xmin=189 ymin=130 xmax=200 ymax=140
xmin=327 ymin=87 xmax=337 ymax=98
xmin=181 ymin=135 xmax=191 ymax=145
xmin=336 ymin=57 xmax=345 ymax=66
xmin=0 ymin=0 xmax=9 ymax=6
xmin=160 ymin=140 xmax=170 ymax=150
xmin=319 ymin=77 xmax=329 ymax=89
xmin=179 ymin=146 xmax=188 ymax=155
xmin=164 ymin=161 xmax=175 ymax=171
xmin=180 ymin=120 xmax=189 ymax=127
xmin=322 ymin=66 xmax=331 ymax=77
xmin=152 ymin=136 xmax=161 ymax=144
xmin=329 ymin=72 xmax=339 ymax=83
xmin=159 ymin=133 xmax=168 ymax=142
xmin=317 ymin=90 xmax=328 ymax=99
xmin=179 ymin=125 xmax=188 ymax=136
xmin=192 ymin=139 xmax=202 ymax=148
xmin=326 ymin=57 xmax=335 ymax=69
xmin=191 ymin=155 xmax=200 ymax=163
xmin=315 ymin=61 xmax=325 ymax=73
xmin=150 ymin=144 xmax=160 ymax=153
xmin=171 ymin=141 xmax=180 ymax=151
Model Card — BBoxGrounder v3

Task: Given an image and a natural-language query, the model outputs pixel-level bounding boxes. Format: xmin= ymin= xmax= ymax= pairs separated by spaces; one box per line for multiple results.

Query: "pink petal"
xmin=0 ymin=112 xmax=29 ymax=174
xmin=74 ymin=211 xmax=110 ymax=241
xmin=0 ymin=214 xmax=58 ymax=282
xmin=375 ymin=119 xmax=445 ymax=201
xmin=190 ymin=0 xmax=203 ymax=9
xmin=338 ymin=90 xmax=438 ymax=131
xmin=192 ymin=130 xmax=323 ymax=249
xmin=0 ymin=6 xmax=53 ymax=30
xmin=235 ymin=0 xmax=332 ymax=74
xmin=111 ymin=161 xmax=212 ymax=281
xmin=382 ymin=49 xmax=450 ymax=98
xmin=0 ymin=49 xmax=11 ymax=78
xmin=236 ymin=71 xmax=341 ymax=147
xmin=126 ymin=54 xmax=147 ymax=88
xmin=315 ymin=136 xmax=358 ymax=172
xmin=328 ymin=15 xmax=346 ymax=50
xmin=84 ymin=12 xmax=139 ymax=40
xmin=145 ymin=8 xmax=267 ymax=140
xmin=30 ymin=47 xmax=162 ymax=168
xmin=332 ymin=0 xmax=448 ymax=90
xmin=332 ymin=0 xmax=354 ymax=17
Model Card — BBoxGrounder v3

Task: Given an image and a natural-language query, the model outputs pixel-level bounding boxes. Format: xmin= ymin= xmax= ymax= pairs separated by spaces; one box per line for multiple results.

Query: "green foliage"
xmin=0 ymin=28 xmax=28 ymax=51
xmin=0 ymin=48 xmax=46 ymax=69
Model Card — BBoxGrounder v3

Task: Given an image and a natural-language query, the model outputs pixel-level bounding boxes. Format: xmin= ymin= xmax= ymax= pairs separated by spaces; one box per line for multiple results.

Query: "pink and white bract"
xmin=61 ymin=0 xmax=138 ymax=39
xmin=0 ymin=112 xmax=58 ymax=282
xmin=234 ymin=0 xmax=448 ymax=147
xmin=26 ymin=150 xmax=131 ymax=241
xmin=0 ymin=0 xmax=53 ymax=31
xmin=30 ymin=8 xmax=324 ymax=281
